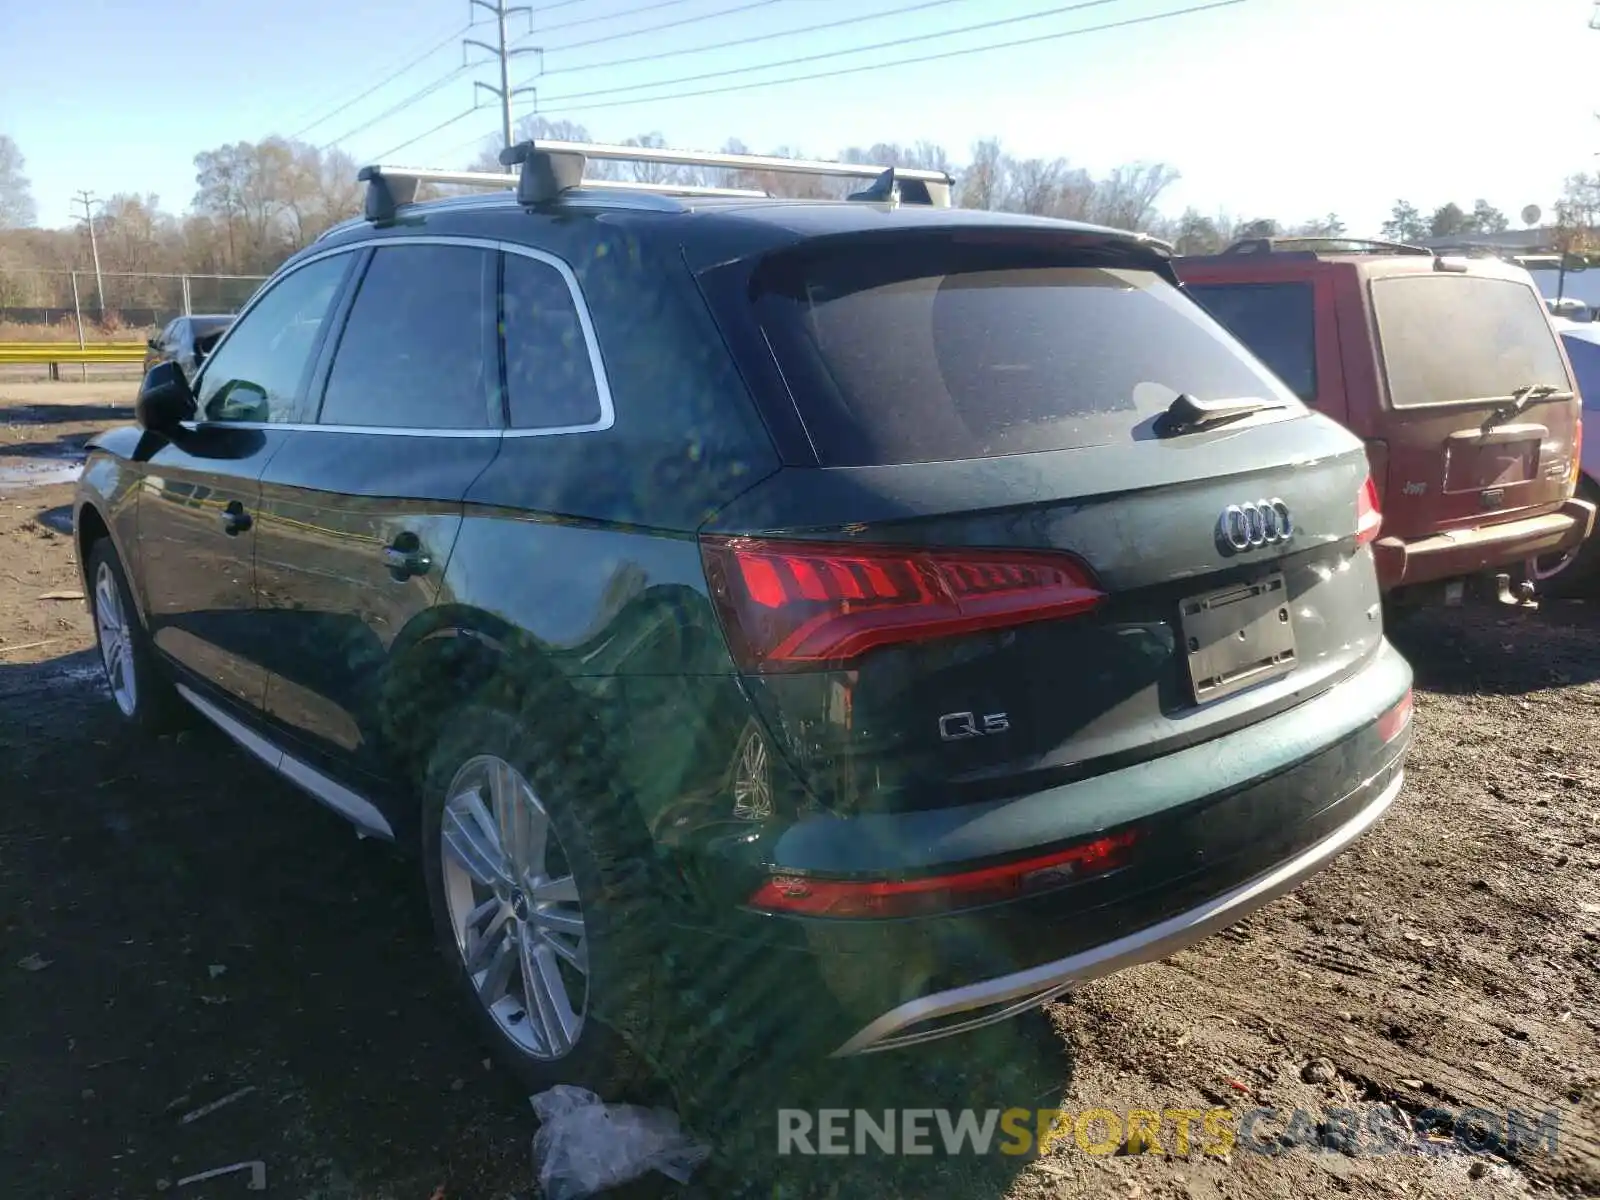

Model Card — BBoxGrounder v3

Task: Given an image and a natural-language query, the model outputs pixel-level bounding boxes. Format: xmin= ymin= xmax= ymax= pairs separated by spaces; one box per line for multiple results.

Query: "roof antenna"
xmin=500 ymin=140 xmax=587 ymax=205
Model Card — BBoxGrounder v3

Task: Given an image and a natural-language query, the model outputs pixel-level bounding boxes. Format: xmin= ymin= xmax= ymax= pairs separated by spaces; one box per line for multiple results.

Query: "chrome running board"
xmin=176 ymin=683 xmax=396 ymax=841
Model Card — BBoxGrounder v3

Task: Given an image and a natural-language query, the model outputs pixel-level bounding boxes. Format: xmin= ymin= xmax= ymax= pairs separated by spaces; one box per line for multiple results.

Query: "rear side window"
xmin=1372 ymin=275 xmax=1569 ymax=408
xmin=1185 ymin=282 xmax=1317 ymax=403
xmin=754 ymin=240 xmax=1298 ymax=466
xmin=1561 ymin=333 xmax=1600 ymax=411
xmin=502 ymin=253 xmax=605 ymax=430
xmin=320 ymin=244 xmax=497 ymax=429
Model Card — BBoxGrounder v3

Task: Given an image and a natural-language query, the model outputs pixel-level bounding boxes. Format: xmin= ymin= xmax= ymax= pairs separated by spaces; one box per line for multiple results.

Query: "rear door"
xmin=699 ymin=231 xmax=1382 ymax=815
xmin=254 ymin=240 xmax=502 ymax=783
xmin=1366 ymin=269 xmax=1579 ymax=539
xmin=136 ymin=252 xmax=354 ymax=710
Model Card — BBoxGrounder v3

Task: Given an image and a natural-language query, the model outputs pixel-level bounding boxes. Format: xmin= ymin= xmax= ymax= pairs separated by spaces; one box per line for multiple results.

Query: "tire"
xmin=419 ymin=702 xmax=662 ymax=1099
xmin=85 ymin=538 xmax=186 ymax=734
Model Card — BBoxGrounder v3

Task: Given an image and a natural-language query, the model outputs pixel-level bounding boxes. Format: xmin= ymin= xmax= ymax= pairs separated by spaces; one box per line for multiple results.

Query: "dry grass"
xmin=0 ymin=318 xmax=157 ymax=344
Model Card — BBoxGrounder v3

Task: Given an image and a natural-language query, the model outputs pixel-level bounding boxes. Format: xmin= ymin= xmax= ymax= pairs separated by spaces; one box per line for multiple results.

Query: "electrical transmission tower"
xmin=466 ymin=0 xmax=540 ymax=152
xmin=70 ymin=190 xmax=105 ymax=319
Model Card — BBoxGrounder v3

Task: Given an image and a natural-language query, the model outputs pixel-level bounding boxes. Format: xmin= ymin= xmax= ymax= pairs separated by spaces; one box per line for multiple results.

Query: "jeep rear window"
xmin=1372 ymin=275 xmax=1569 ymax=408
xmin=1184 ymin=282 xmax=1317 ymax=403
xmin=753 ymin=241 xmax=1299 ymax=467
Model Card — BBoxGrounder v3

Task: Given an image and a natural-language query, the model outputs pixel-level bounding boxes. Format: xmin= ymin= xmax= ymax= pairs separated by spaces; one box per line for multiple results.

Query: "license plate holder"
xmin=1180 ymin=573 xmax=1297 ymax=705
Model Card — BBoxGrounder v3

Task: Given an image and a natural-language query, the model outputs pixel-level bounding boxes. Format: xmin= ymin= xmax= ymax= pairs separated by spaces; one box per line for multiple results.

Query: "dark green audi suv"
xmin=73 ymin=140 xmax=1413 ymax=1096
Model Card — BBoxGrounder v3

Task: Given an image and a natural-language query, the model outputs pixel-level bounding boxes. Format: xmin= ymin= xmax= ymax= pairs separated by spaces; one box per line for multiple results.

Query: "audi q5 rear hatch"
xmin=699 ymin=228 xmax=1385 ymax=815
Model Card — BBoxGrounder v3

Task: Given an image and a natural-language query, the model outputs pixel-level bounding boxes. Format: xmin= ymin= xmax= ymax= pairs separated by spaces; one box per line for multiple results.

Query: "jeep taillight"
xmin=1356 ymin=475 xmax=1382 ymax=546
xmin=700 ymin=537 xmax=1104 ymax=672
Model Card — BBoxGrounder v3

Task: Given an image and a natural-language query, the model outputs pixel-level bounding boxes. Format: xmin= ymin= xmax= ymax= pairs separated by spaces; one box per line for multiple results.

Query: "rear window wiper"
xmin=1153 ymin=393 xmax=1288 ymax=437
xmin=1488 ymin=383 xmax=1571 ymax=425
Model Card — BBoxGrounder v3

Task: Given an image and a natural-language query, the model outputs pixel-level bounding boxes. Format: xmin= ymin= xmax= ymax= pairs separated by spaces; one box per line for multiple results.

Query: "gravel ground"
xmin=0 ymin=383 xmax=1596 ymax=1200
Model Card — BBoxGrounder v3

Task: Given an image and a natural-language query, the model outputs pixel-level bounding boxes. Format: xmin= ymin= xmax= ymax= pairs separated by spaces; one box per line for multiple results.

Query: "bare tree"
xmin=1004 ymin=157 xmax=1066 ymax=215
xmin=0 ymin=135 xmax=35 ymax=229
xmin=959 ymin=138 xmax=1004 ymax=210
xmin=1090 ymin=162 xmax=1181 ymax=231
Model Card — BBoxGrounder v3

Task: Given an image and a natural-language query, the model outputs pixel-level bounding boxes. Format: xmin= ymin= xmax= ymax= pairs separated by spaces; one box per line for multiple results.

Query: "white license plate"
xmin=1180 ymin=574 xmax=1297 ymax=704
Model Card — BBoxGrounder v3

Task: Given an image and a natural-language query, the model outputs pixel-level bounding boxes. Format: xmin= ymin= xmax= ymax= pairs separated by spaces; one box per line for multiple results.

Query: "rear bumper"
xmin=1372 ymin=498 xmax=1596 ymax=590
xmin=833 ymin=755 xmax=1403 ymax=1055
xmin=681 ymin=642 xmax=1412 ymax=1057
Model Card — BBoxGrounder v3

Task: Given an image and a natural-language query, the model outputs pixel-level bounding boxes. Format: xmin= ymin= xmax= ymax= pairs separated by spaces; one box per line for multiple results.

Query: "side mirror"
xmin=135 ymin=361 xmax=197 ymax=433
xmin=146 ymin=336 xmax=160 ymax=351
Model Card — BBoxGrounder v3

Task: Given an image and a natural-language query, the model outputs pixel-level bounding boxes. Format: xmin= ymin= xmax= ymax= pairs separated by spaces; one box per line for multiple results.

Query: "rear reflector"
xmin=1355 ymin=475 xmax=1382 ymax=546
xmin=701 ymin=537 xmax=1104 ymax=672
xmin=1376 ymin=688 xmax=1413 ymax=744
xmin=748 ymin=829 xmax=1139 ymax=919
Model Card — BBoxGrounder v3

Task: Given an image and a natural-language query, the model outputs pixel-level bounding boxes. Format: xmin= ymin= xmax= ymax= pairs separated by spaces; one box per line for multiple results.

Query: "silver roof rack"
xmin=357 ymin=138 xmax=954 ymax=222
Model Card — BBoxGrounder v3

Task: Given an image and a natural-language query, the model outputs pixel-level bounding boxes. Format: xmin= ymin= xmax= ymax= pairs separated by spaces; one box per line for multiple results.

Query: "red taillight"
xmin=1377 ymin=688 xmax=1413 ymax=743
xmin=701 ymin=537 xmax=1105 ymax=672
xmin=1355 ymin=475 xmax=1382 ymax=546
xmin=748 ymin=829 xmax=1139 ymax=918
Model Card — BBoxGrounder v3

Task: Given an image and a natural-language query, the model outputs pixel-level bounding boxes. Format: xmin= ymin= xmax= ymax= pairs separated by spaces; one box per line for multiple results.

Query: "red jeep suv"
xmin=1177 ymin=237 xmax=1595 ymax=607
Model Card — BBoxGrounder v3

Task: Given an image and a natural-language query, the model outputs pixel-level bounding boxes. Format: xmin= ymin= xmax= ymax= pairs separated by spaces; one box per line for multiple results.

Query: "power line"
xmin=317 ymin=65 xmax=470 ymax=151
xmin=527 ymin=0 xmax=695 ymax=38
xmin=542 ymin=0 xmax=1122 ymax=105
xmin=375 ymin=107 xmax=484 ymax=160
xmin=541 ymin=0 xmax=971 ymax=77
xmin=289 ymin=24 xmax=471 ymax=139
xmin=534 ymin=0 xmax=1246 ymax=115
xmin=538 ymin=0 xmax=784 ymax=54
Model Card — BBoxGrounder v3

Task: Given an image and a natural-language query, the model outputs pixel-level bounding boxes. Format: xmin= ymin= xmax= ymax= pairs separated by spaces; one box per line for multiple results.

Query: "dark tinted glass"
xmin=1561 ymin=333 xmax=1600 ymax=411
xmin=755 ymin=242 xmax=1297 ymax=466
xmin=198 ymin=252 xmax=350 ymax=423
xmin=320 ymin=244 xmax=496 ymax=429
xmin=1373 ymin=275 xmax=1569 ymax=408
xmin=503 ymin=253 xmax=603 ymax=430
xmin=1186 ymin=282 xmax=1317 ymax=403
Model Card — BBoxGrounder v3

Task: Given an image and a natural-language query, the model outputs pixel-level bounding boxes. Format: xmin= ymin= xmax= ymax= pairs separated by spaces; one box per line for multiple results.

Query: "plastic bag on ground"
xmin=530 ymin=1084 xmax=710 ymax=1200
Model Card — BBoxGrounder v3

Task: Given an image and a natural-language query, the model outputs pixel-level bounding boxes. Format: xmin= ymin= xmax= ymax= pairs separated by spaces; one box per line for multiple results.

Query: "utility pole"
xmin=70 ymin=190 xmax=105 ymax=320
xmin=465 ymin=0 xmax=540 ymax=152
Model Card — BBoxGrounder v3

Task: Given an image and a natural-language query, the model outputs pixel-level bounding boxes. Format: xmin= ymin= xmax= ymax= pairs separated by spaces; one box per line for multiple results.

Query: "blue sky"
xmin=4 ymin=0 xmax=1597 ymax=232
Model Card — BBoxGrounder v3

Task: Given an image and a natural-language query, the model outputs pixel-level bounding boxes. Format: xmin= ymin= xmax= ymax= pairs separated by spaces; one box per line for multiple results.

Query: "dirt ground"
xmin=1 ymin=382 xmax=1596 ymax=1200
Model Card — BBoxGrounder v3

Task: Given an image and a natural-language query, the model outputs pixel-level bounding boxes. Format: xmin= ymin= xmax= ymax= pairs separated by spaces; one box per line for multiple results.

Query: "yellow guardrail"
xmin=0 ymin=343 xmax=147 ymax=364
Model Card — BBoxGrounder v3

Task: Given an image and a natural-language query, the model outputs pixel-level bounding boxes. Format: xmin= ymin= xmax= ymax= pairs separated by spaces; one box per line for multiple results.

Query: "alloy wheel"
xmin=439 ymin=754 xmax=587 ymax=1060
xmin=93 ymin=561 xmax=138 ymax=717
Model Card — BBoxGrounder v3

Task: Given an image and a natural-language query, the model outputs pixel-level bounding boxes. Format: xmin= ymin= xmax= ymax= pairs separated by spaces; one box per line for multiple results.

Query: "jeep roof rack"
xmin=357 ymin=138 xmax=955 ymax=223
xmin=1219 ymin=236 xmax=1433 ymax=258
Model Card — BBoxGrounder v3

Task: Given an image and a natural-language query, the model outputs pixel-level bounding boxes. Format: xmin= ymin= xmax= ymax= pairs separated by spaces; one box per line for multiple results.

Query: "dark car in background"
xmin=1177 ymin=237 xmax=1594 ymax=610
xmin=73 ymin=142 xmax=1413 ymax=1098
xmin=141 ymin=314 xmax=234 ymax=384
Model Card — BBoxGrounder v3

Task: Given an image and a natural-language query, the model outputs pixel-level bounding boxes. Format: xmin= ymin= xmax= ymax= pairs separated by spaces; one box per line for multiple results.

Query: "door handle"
xmin=219 ymin=501 xmax=252 ymax=536
xmin=382 ymin=535 xmax=432 ymax=581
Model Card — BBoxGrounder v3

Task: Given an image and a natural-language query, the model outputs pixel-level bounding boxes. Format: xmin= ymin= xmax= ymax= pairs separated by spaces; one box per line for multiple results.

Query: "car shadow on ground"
xmin=3 ymin=402 xmax=132 ymax=426
xmin=0 ymin=430 xmax=96 ymax=461
xmin=0 ymin=648 xmax=1054 ymax=1199
xmin=1388 ymin=599 xmax=1600 ymax=695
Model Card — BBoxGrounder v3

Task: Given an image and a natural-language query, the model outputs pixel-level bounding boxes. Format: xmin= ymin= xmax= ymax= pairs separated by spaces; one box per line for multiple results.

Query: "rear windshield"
xmin=1372 ymin=275 xmax=1570 ymax=408
xmin=753 ymin=240 xmax=1301 ymax=466
xmin=1560 ymin=333 xmax=1600 ymax=411
xmin=1184 ymin=282 xmax=1317 ymax=403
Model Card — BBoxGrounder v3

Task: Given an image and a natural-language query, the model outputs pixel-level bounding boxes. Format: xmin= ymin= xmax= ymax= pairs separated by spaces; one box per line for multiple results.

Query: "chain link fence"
xmin=0 ymin=270 xmax=268 ymax=337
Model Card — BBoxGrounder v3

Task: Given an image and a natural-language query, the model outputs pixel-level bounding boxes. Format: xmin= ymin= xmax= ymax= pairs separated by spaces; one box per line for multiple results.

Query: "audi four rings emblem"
xmin=1218 ymin=499 xmax=1293 ymax=550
